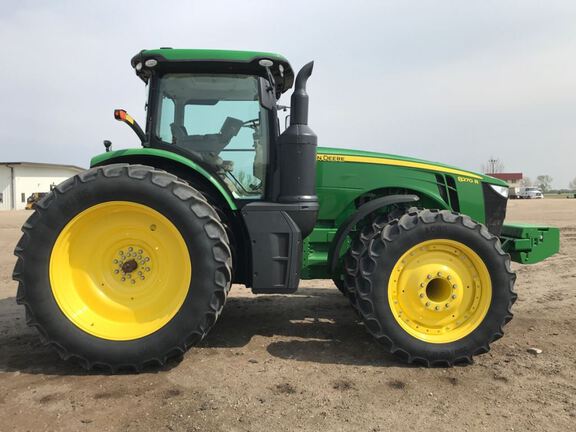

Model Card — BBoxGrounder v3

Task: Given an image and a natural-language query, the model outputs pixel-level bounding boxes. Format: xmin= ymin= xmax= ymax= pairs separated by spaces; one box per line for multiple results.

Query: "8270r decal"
xmin=457 ymin=176 xmax=480 ymax=185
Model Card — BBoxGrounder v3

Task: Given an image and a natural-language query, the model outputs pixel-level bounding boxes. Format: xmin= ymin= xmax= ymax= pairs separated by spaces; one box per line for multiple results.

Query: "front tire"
xmin=342 ymin=206 xmax=408 ymax=304
xmin=354 ymin=209 xmax=516 ymax=366
xmin=13 ymin=164 xmax=232 ymax=372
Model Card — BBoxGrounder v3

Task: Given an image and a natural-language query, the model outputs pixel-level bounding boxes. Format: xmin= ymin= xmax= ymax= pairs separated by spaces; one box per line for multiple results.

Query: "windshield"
xmin=154 ymin=74 xmax=269 ymax=198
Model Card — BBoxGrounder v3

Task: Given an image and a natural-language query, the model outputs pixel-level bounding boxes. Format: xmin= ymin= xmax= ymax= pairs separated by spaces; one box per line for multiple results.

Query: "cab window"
xmin=155 ymin=74 xmax=269 ymax=198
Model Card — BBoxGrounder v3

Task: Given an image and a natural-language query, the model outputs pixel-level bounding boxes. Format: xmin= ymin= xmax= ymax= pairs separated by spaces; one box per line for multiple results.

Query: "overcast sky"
xmin=1 ymin=0 xmax=575 ymax=188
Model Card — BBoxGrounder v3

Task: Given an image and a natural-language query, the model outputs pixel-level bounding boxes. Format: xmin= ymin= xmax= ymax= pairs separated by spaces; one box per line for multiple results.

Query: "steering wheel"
xmin=242 ymin=118 xmax=260 ymax=130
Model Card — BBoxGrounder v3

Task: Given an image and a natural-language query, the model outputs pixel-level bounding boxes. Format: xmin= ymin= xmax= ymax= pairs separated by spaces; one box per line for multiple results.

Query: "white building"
xmin=0 ymin=162 xmax=84 ymax=211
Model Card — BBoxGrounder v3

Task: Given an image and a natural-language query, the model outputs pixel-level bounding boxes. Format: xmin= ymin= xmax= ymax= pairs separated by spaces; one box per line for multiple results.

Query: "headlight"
xmin=144 ymin=59 xmax=158 ymax=68
xmin=489 ymin=184 xmax=509 ymax=199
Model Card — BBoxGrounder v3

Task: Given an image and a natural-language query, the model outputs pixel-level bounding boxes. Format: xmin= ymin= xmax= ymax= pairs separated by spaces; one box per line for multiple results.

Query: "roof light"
xmin=490 ymin=184 xmax=509 ymax=199
xmin=144 ymin=59 xmax=158 ymax=68
xmin=259 ymin=59 xmax=273 ymax=67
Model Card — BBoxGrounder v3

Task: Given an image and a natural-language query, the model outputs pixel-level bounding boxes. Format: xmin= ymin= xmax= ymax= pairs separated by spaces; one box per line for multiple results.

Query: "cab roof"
xmin=131 ymin=48 xmax=294 ymax=95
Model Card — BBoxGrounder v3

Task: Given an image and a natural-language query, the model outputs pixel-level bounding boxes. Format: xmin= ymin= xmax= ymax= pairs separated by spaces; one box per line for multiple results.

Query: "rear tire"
xmin=13 ymin=164 xmax=232 ymax=372
xmin=354 ymin=209 xmax=516 ymax=366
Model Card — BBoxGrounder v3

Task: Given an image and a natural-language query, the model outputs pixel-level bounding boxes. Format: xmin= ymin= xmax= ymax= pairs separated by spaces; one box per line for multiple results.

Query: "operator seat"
xmin=169 ymin=122 xmax=233 ymax=172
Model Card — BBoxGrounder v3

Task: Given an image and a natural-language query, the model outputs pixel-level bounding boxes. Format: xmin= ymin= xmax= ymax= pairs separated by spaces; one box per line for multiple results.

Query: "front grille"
xmin=436 ymin=174 xmax=461 ymax=212
xmin=436 ymin=175 xmax=449 ymax=204
xmin=482 ymin=183 xmax=507 ymax=236
xmin=446 ymin=176 xmax=461 ymax=212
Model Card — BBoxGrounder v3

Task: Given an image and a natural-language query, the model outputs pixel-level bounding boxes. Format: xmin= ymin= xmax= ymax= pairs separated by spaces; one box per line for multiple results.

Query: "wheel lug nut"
xmin=121 ymin=277 xmax=126 ymax=282
xmin=427 ymin=274 xmax=432 ymax=279
xmin=114 ymin=269 xmax=119 ymax=274
xmin=420 ymin=283 xmax=425 ymax=288
xmin=437 ymin=272 xmax=442 ymax=277
xmin=419 ymin=293 xmax=424 ymax=298
xmin=138 ymin=249 xmax=143 ymax=254
xmin=145 ymin=257 xmax=150 ymax=262
xmin=145 ymin=267 xmax=150 ymax=272
xmin=113 ymin=259 xmax=118 ymax=264
xmin=451 ymin=294 xmax=457 ymax=299
xmin=447 ymin=275 xmax=452 ymax=280
xmin=425 ymin=301 xmax=431 ymax=307
xmin=131 ymin=279 xmax=135 ymax=284
xmin=435 ymin=306 xmax=440 ymax=311
xmin=128 ymin=247 xmax=133 ymax=252
xmin=445 ymin=304 xmax=449 ymax=308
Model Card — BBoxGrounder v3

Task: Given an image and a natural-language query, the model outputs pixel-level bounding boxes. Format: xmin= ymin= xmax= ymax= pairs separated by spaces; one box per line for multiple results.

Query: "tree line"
xmin=482 ymin=157 xmax=574 ymax=192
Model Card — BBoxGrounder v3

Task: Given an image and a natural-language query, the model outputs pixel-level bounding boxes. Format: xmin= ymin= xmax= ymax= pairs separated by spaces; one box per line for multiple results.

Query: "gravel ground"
xmin=1 ymin=199 xmax=575 ymax=431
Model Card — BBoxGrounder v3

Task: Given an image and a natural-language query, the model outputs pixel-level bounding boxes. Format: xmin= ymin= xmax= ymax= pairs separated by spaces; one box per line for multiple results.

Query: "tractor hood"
xmin=317 ymin=147 xmax=507 ymax=187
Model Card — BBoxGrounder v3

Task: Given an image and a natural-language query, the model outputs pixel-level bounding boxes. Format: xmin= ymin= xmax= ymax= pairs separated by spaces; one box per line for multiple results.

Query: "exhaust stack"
xmin=290 ymin=61 xmax=314 ymax=126
xmin=277 ymin=61 xmax=318 ymax=237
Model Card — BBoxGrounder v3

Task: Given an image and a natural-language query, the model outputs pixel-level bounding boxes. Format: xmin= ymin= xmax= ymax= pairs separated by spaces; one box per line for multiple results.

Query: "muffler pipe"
xmin=290 ymin=61 xmax=314 ymax=126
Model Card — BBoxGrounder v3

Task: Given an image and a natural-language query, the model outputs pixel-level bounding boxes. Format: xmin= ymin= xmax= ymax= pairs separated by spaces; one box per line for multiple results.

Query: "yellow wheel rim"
xmin=388 ymin=239 xmax=492 ymax=343
xmin=50 ymin=201 xmax=191 ymax=341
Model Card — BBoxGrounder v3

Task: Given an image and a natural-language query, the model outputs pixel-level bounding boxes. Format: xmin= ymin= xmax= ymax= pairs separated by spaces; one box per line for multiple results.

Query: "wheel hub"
xmin=113 ymin=246 xmax=152 ymax=285
xmin=121 ymin=259 xmax=138 ymax=274
xmin=416 ymin=272 xmax=461 ymax=312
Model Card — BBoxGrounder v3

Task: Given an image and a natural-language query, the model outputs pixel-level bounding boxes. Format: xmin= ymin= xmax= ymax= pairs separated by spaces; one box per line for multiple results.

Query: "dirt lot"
xmin=1 ymin=200 xmax=575 ymax=431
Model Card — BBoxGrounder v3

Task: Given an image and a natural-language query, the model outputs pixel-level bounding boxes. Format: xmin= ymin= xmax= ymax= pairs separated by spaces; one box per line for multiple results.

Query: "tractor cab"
xmin=127 ymin=49 xmax=296 ymax=200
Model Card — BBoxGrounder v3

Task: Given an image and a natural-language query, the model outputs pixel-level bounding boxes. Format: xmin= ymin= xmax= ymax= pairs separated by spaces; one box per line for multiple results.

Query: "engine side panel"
xmin=302 ymin=149 xmax=488 ymax=279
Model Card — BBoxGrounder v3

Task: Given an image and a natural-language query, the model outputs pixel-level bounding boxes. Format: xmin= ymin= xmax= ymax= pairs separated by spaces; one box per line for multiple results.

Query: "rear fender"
xmin=91 ymin=149 xmax=237 ymax=210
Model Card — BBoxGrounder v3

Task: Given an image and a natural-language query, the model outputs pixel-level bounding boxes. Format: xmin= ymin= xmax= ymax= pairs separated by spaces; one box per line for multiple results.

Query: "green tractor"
xmin=13 ymin=49 xmax=559 ymax=371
